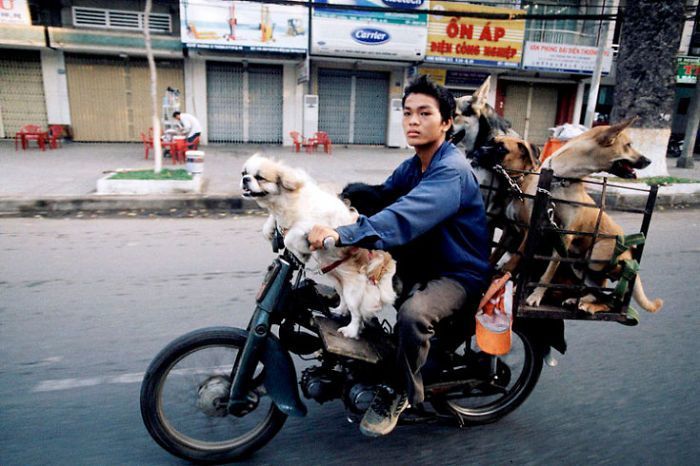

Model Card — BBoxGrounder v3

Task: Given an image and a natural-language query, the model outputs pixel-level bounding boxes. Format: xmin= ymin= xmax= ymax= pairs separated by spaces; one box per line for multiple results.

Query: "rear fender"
xmin=261 ymin=335 xmax=307 ymax=417
xmin=514 ymin=318 xmax=567 ymax=356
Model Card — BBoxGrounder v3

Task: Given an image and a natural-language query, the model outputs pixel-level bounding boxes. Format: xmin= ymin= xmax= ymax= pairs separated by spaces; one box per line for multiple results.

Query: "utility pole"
xmin=677 ymin=77 xmax=700 ymax=168
xmin=584 ymin=1 xmax=609 ymax=128
xmin=144 ymin=0 xmax=162 ymax=173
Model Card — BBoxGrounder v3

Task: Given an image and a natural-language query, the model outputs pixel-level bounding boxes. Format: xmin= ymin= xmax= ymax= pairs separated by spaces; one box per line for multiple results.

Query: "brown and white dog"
xmin=503 ymin=119 xmax=663 ymax=314
xmin=240 ymin=154 xmax=397 ymax=338
xmin=469 ymin=135 xmax=541 ymax=267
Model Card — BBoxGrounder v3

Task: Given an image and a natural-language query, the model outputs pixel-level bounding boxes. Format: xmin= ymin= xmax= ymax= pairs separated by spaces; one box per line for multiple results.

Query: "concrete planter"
xmin=97 ymin=172 xmax=203 ymax=195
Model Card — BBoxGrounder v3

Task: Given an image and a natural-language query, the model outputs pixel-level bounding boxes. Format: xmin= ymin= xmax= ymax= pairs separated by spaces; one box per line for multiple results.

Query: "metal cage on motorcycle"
xmin=480 ymin=167 xmax=658 ymax=324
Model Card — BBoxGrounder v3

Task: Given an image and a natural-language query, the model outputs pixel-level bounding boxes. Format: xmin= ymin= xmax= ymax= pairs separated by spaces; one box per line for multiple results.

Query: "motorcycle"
xmin=140 ymin=232 xmax=562 ymax=464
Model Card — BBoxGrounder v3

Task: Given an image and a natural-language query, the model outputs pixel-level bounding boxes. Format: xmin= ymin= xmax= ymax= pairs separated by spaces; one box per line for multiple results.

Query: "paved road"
xmin=1 ymin=211 xmax=698 ymax=465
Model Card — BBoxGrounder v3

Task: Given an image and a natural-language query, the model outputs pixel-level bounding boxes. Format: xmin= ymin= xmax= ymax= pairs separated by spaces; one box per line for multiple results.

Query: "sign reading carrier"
xmin=312 ymin=0 xmax=428 ymax=61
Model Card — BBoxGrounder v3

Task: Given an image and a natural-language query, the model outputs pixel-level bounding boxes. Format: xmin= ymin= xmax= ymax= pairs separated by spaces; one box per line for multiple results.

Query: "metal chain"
xmin=493 ymin=164 xmax=525 ymax=200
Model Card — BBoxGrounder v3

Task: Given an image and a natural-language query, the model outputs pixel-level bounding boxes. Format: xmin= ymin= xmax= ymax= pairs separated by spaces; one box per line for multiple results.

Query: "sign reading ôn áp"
xmin=425 ymin=2 xmax=525 ymax=68
xmin=522 ymin=41 xmax=613 ymax=75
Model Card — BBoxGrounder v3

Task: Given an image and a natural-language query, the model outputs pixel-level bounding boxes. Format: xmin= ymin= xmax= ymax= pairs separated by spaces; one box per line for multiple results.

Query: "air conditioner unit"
xmin=386 ymin=98 xmax=405 ymax=148
xmin=303 ymin=94 xmax=318 ymax=140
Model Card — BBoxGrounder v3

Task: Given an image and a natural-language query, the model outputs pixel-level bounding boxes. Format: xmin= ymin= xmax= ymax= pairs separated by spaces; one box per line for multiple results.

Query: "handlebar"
xmin=322 ymin=236 xmax=336 ymax=250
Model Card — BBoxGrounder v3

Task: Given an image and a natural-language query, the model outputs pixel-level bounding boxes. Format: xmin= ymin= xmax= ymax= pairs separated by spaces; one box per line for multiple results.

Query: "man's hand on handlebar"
xmin=308 ymin=225 xmax=339 ymax=251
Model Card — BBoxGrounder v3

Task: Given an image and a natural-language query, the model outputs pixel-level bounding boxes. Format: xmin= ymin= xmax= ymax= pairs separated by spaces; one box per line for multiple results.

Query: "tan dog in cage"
xmin=502 ymin=118 xmax=663 ymax=314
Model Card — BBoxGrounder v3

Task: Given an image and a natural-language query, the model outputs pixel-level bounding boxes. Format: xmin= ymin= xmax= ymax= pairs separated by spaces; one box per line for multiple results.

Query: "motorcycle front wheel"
xmin=140 ymin=327 xmax=287 ymax=464
xmin=431 ymin=326 xmax=543 ymax=425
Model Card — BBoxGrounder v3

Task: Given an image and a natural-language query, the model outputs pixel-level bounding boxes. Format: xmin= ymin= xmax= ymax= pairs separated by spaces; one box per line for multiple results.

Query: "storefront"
xmin=206 ymin=61 xmax=283 ymax=143
xmin=315 ymin=68 xmax=390 ymax=145
xmin=181 ymin=0 xmax=307 ymax=144
xmin=0 ymin=50 xmax=48 ymax=138
xmin=64 ymin=55 xmax=184 ymax=142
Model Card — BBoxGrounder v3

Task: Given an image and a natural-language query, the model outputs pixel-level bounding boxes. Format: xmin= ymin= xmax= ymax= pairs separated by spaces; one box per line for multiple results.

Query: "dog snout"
xmin=634 ymin=156 xmax=652 ymax=169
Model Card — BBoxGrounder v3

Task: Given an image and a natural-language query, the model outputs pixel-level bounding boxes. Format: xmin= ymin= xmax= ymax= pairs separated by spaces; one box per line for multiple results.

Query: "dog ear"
xmin=279 ymin=168 xmax=305 ymax=191
xmin=472 ymin=77 xmax=491 ymax=110
xmin=596 ymin=116 xmax=638 ymax=146
xmin=517 ymin=141 xmax=541 ymax=169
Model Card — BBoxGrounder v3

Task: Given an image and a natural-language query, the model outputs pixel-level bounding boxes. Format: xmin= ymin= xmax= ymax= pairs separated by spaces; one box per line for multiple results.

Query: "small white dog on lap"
xmin=240 ymin=154 xmax=397 ymax=339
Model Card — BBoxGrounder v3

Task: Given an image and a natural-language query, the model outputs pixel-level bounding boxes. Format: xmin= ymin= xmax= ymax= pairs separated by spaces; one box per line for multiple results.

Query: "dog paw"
xmin=526 ymin=288 xmax=546 ymax=307
xmin=338 ymin=325 xmax=360 ymax=339
xmin=330 ymin=305 xmax=349 ymax=317
xmin=578 ymin=301 xmax=609 ymax=314
xmin=563 ymin=297 xmax=577 ymax=308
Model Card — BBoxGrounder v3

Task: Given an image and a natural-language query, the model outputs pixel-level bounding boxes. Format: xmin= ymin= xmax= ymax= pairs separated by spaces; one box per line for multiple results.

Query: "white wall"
xmin=283 ymin=63 xmax=303 ymax=146
xmin=40 ymin=49 xmax=71 ymax=125
xmin=184 ymin=57 xmax=208 ymax=143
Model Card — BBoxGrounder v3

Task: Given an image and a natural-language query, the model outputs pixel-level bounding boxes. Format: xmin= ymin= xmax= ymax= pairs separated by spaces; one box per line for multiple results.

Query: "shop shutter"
xmin=65 ymin=55 xmax=184 ymax=141
xmin=502 ymin=82 xmax=529 ymax=139
xmin=207 ymin=62 xmax=282 ymax=143
xmin=207 ymin=62 xmax=244 ymax=143
xmin=528 ymin=85 xmax=558 ymax=144
xmin=353 ymin=71 xmax=388 ymax=145
xmin=503 ymin=82 xmax=558 ymax=145
xmin=318 ymin=68 xmax=353 ymax=144
xmin=248 ymin=64 xmax=283 ymax=143
xmin=0 ymin=50 xmax=48 ymax=138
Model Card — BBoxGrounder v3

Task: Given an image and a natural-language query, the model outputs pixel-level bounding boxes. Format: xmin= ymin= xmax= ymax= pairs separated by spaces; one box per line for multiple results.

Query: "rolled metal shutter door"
xmin=318 ymin=68 xmax=352 ymax=144
xmin=0 ymin=50 xmax=48 ymax=138
xmin=207 ymin=62 xmax=244 ymax=143
xmin=248 ymin=64 xmax=282 ymax=143
xmin=354 ymin=71 xmax=388 ymax=145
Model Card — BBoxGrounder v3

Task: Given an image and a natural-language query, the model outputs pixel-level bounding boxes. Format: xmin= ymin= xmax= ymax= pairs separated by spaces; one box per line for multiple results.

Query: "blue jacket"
xmin=336 ymin=141 xmax=491 ymax=295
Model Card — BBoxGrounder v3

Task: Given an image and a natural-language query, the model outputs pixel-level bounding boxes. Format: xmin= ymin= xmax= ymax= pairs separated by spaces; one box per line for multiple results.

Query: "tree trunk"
xmin=611 ymin=0 xmax=685 ymax=176
xmin=144 ymin=0 xmax=162 ymax=173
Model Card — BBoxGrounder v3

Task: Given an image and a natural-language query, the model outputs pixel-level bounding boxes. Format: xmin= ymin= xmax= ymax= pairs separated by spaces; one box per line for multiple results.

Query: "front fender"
xmin=261 ymin=335 xmax=307 ymax=417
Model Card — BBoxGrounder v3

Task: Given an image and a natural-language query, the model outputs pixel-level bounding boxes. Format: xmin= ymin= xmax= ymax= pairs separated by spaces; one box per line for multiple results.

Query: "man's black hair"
xmin=172 ymin=111 xmax=181 ymax=118
xmin=402 ymin=74 xmax=455 ymax=136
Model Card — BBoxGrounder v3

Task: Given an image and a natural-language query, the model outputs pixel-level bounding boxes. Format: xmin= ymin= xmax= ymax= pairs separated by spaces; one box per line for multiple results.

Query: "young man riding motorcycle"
xmin=308 ymin=75 xmax=491 ymax=437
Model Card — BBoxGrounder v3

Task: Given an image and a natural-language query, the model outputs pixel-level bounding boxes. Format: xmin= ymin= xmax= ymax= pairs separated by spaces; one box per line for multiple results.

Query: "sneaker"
xmin=359 ymin=386 xmax=409 ymax=437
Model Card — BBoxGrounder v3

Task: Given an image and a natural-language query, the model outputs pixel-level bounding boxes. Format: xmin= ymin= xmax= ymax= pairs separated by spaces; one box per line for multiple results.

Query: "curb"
xmin=0 ymin=194 xmax=262 ymax=217
xmin=1 ymin=189 xmax=699 ymax=218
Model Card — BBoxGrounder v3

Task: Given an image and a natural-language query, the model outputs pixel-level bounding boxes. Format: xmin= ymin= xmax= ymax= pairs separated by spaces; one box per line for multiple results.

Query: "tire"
xmin=431 ymin=327 xmax=543 ymax=425
xmin=140 ymin=327 xmax=287 ymax=464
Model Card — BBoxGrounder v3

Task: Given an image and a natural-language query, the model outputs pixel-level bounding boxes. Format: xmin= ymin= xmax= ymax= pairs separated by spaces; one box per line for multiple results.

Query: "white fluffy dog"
xmin=240 ymin=154 xmax=397 ymax=338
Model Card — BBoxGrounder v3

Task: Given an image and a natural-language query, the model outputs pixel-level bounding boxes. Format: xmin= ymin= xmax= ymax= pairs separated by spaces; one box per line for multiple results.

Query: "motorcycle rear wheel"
xmin=140 ymin=327 xmax=287 ymax=464
xmin=431 ymin=327 xmax=543 ymax=425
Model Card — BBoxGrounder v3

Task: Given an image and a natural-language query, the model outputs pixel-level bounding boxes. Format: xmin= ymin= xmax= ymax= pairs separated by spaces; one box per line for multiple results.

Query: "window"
xmin=72 ymin=7 xmax=171 ymax=33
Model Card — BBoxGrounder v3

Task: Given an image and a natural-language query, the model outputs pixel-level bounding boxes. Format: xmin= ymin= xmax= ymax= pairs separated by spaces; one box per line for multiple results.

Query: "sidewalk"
xmin=1 ymin=140 xmax=699 ymax=216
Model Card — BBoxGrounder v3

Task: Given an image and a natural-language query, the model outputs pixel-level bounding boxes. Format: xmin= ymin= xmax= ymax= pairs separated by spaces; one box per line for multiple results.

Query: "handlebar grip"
xmin=323 ymin=236 xmax=336 ymax=250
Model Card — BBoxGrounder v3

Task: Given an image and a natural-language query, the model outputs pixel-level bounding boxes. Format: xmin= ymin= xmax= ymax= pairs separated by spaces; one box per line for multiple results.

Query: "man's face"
xmin=402 ymin=93 xmax=451 ymax=147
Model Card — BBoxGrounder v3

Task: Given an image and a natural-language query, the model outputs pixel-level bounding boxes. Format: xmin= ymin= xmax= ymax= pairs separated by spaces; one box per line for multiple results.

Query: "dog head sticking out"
xmin=453 ymin=77 xmax=491 ymax=154
xmin=594 ymin=117 xmax=651 ymax=178
xmin=469 ymin=136 xmax=540 ymax=173
xmin=548 ymin=117 xmax=651 ymax=179
xmin=240 ymin=154 xmax=305 ymax=202
xmin=453 ymin=77 xmax=516 ymax=155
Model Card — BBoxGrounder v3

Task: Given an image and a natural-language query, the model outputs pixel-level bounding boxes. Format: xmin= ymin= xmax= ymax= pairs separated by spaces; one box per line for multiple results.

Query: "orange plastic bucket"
xmin=475 ymin=273 xmax=513 ymax=356
xmin=540 ymin=138 xmax=566 ymax=162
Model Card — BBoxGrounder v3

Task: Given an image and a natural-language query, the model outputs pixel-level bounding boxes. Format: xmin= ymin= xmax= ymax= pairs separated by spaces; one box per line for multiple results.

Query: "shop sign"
xmin=676 ymin=56 xmax=700 ymax=84
xmin=179 ymin=0 xmax=308 ymax=53
xmin=522 ymin=41 xmax=612 ymax=75
xmin=425 ymin=2 xmax=525 ymax=68
xmin=0 ymin=0 xmax=30 ymax=25
xmin=312 ymin=0 xmax=428 ymax=61
xmin=417 ymin=67 xmax=447 ymax=85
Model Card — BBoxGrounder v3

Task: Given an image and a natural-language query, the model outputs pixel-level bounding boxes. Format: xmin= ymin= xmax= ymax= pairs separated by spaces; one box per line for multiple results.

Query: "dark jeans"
xmin=187 ymin=132 xmax=200 ymax=143
xmin=396 ymin=277 xmax=467 ymax=405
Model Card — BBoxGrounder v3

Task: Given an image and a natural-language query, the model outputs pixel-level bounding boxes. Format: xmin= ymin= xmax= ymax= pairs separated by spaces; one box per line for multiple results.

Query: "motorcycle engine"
xmin=300 ymin=366 xmax=344 ymax=404
xmin=344 ymin=383 xmax=375 ymax=414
